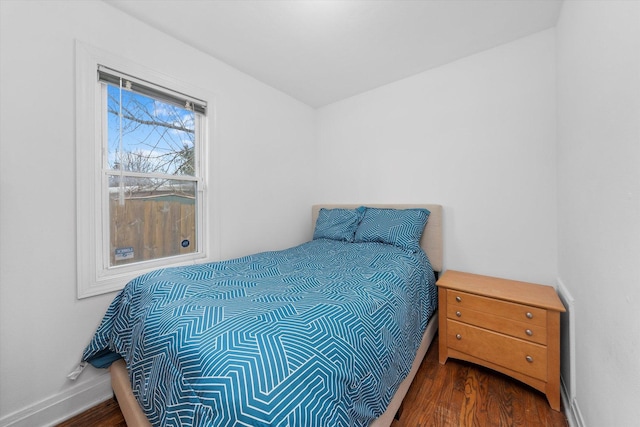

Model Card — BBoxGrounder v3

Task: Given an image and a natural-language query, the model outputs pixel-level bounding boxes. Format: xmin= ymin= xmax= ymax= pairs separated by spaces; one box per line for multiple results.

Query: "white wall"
xmin=0 ymin=1 xmax=315 ymax=424
xmin=557 ymin=1 xmax=640 ymax=426
xmin=316 ymin=30 xmax=558 ymax=285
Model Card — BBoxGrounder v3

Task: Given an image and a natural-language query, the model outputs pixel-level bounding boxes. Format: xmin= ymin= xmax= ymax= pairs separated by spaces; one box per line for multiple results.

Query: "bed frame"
xmin=110 ymin=204 xmax=443 ymax=427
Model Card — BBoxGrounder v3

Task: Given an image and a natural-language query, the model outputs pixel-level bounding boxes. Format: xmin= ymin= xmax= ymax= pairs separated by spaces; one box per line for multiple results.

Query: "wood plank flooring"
xmin=391 ymin=336 xmax=568 ymax=426
xmin=57 ymin=335 xmax=568 ymax=426
xmin=57 ymin=396 xmax=126 ymax=427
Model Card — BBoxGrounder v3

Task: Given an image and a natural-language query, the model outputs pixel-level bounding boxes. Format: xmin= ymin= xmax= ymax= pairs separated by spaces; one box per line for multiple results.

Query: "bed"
xmin=83 ymin=203 xmax=443 ymax=427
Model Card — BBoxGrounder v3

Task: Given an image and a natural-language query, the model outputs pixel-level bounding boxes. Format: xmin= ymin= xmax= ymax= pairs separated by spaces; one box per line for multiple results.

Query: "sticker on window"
xmin=115 ymin=247 xmax=134 ymax=261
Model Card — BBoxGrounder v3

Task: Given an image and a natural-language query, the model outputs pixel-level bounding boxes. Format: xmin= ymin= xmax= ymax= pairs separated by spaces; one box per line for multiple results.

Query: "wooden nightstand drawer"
xmin=446 ymin=304 xmax=547 ymax=345
xmin=447 ymin=319 xmax=548 ymax=381
xmin=447 ymin=289 xmax=547 ymax=326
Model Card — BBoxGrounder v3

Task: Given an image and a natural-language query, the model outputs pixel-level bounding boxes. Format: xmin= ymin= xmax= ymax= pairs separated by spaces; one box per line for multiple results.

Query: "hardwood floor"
xmin=56 ymin=397 xmax=126 ymax=427
xmin=391 ymin=336 xmax=568 ymax=427
xmin=57 ymin=335 xmax=568 ymax=426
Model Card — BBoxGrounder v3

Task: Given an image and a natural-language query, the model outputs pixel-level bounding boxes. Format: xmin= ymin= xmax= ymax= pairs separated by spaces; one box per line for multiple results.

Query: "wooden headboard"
xmin=312 ymin=204 xmax=443 ymax=272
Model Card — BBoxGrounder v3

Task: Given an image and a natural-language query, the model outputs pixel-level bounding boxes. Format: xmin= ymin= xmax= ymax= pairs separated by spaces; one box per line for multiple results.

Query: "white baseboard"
xmin=561 ymin=383 xmax=586 ymax=427
xmin=556 ymin=278 xmax=576 ymax=402
xmin=557 ymin=278 xmax=585 ymax=427
xmin=0 ymin=373 xmax=112 ymax=427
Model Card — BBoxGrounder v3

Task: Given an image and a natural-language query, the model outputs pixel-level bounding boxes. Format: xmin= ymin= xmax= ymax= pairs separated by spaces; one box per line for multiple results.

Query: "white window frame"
xmin=76 ymin=41 xmax=214 ymax=298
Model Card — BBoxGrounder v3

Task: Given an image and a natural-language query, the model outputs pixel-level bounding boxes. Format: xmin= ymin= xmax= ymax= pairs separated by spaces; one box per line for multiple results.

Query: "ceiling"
xmin=105 ymin=0 xmax=563 ymax=108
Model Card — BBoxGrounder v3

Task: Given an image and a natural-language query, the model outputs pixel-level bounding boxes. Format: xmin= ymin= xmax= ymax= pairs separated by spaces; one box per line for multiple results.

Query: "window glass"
xmin=106 ymin=85 xmax=195 ymax=176
xmin=104 ymin=82 xmax=199 ymax=268
xmin=108 ymin=177 xmax=196 ymax=266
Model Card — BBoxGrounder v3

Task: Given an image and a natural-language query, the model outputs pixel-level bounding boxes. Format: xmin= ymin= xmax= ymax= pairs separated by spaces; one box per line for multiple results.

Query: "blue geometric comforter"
xmin=83 ymin=239 xmax=437 ymax=427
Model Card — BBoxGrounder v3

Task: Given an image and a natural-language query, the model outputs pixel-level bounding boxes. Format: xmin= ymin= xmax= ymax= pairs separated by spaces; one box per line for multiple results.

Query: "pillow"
xmin=313 ymin=207 xmax=365 ymax=242
xmin=354 ymin=207 xmax=430 ymax=252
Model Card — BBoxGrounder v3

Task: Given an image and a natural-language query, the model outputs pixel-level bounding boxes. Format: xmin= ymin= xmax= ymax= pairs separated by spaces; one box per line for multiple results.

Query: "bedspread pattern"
xmin=83 ymin=239 xmax=436 ymax=427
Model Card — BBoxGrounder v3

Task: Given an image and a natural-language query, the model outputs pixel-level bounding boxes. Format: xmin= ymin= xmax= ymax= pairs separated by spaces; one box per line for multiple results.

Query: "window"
xmin=99 ymin=66 xmax=206 ymax=268
xmin=76 ymin=42 xmax=212 ymax=298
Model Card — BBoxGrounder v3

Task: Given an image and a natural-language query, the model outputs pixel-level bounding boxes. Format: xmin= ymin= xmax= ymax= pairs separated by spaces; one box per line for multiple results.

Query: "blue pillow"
xmin=313 ymin=207 xmax=365 ymax=242
xmin=354 ymin=207 xmax=430 ymax=252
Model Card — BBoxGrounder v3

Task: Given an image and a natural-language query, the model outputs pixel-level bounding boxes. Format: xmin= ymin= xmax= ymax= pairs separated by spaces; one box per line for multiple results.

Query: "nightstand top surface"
xmin=437 ymin=270 xmax=566 ymax=312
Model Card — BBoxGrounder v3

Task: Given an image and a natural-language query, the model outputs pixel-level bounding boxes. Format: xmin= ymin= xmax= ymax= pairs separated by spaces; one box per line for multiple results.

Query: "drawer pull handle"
xmin=455 ymin=296 xmax=462 ymax=302
xmin=526 ymin=312 xmax=533 ymax=319
xmin=456 ymin=334 xmax=462 ymax=340
xmin=526 ymin=355 xmax=534 ymax=363
xmin=525 ymin=329 xmax=533 ymax=336
xmin=456 ymin=311 xmax=462 ymax=317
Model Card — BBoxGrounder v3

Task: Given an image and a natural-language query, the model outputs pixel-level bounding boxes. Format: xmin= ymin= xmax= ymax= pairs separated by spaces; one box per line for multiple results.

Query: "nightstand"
xmin=436 ymin=270 xmax=566 ymax=411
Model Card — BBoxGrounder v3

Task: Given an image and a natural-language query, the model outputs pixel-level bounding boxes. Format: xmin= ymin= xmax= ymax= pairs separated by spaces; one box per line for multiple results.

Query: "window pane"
xmin=109 ymin=177 xmax=196 ymax=267
xmin=107 ymin=84 xmax=195 ymax=176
